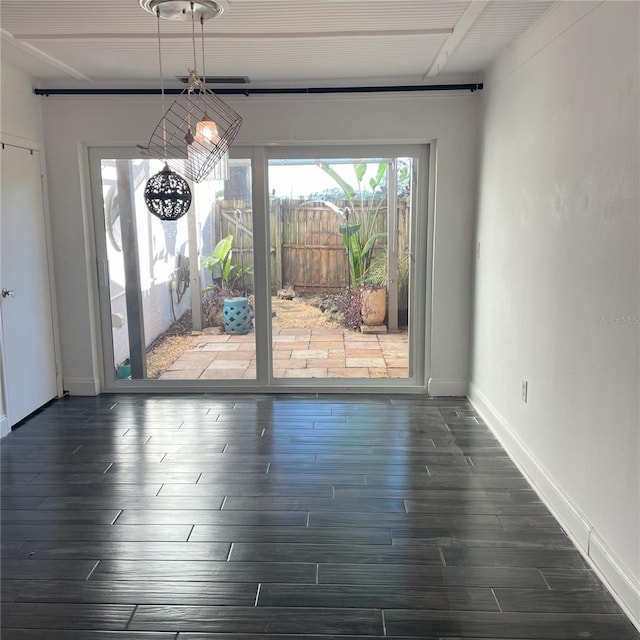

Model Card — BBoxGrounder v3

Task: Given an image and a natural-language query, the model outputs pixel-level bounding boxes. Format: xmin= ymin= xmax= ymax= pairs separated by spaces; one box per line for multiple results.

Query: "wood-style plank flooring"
xmin=1 ymin=394 xmax=638 ymax=639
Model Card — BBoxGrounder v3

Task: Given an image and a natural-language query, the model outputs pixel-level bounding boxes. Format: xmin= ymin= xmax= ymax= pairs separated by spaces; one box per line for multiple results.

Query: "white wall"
xmin=0 ymin=62 xmax=47 ymax=435
xmin=470 ymin=1 xmax=639 ymax=626
xmin=40 ymin=91 xmax=480 ymax=394
xmin=1 ymin=62 xmax=44 ymax=146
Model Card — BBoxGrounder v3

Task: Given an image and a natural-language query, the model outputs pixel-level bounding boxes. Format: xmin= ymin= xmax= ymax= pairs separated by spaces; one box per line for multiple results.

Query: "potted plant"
xmin=360 ymin=284 xmax=387 ymax=327
xmin=360 ymin=250 xmax=388 ymax=328
xmin=201 ymin=234 xmax=254 ymax=334
xmin=333 ymin=248 xmax=388 ymax=331
xmin=316 ymin=161 xmax=388 ymax=330
xmin=319 ymin=161 xmax=388 ymax=288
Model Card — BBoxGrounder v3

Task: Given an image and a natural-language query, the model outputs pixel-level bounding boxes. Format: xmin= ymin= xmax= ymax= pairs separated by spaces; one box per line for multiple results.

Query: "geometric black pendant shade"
xmin=144 ymin=163 xmax=192 ymax=221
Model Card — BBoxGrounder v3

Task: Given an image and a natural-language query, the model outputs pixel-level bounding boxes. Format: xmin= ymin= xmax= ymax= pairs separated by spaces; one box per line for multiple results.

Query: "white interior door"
xmin=1 ymin=144 xmax=57 ymax=427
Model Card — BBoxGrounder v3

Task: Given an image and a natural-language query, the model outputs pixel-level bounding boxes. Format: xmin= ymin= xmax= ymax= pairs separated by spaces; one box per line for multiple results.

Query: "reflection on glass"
xmin=100 ymin=158 xmax=256 ymax=382
xmin=267 ymin=158 xmax=412 ymax=380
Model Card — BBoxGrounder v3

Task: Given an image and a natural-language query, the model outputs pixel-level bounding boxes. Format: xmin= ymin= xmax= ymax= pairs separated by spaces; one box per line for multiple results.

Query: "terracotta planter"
xmin=361 ymin=287 xmax=386 ymax=326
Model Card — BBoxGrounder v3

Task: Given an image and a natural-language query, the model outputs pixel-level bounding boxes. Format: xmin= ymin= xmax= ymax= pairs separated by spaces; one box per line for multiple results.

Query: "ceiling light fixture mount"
xmin=140 ymin=0 xmax=227 ymax=22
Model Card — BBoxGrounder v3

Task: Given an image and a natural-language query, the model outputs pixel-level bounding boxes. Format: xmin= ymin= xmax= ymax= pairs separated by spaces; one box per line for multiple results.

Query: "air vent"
xmin=177 ymin=76 xmax=250 ymax=85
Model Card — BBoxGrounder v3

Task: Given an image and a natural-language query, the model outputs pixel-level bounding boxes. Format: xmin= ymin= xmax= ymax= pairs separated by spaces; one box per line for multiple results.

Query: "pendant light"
xmin=142 ymin=3 xmax=192 ymax=220
xmin=144 ymin=164 xmax=192 ymax=220
xmin=188 ymin=9 xmax=229 ymax=180
xmin=195 ymin=115 xmax=218 ymax=145
xmin=139 ymin=0 xmax=241 ymax=183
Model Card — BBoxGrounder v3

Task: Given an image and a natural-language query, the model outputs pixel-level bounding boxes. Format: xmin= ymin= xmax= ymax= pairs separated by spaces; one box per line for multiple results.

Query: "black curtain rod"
xmin=34 ymin=83 xmax=483 ymax=97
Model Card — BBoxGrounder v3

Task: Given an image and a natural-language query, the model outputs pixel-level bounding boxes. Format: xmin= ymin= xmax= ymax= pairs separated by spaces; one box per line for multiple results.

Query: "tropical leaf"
xmin=371 ymin=163 xmax=387 ymax=189
xmin=216 ymin=234 xmax=234 ymax=258
xmin=361 ymin=232 xmax=387 ymax=257
xmin=221 ymin=250 xmax=232 ymax=283
xmin=322 ymin=161 xmax=391 ymax=286
xmin=345 ymin=232 xmax=364 ymax=283
xmin=354 ymin=162 xmax=367 ymax=182
xmin=319 ymin=163 xmax=356 ymax=201
xmin=338 ymin=222 xmax=362 ymax=235
xmin=201 ymin=234 xmax=234 ymax=287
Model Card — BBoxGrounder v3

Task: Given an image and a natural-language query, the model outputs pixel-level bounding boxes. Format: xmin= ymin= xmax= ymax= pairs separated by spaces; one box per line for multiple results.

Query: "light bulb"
xmin=195 ymin=111 xmax=219 ymax=145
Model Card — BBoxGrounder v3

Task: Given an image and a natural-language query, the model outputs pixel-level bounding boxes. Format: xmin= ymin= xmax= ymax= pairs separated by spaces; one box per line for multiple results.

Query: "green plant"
xmin=335 ymin=287 xmax=362 ymax=331
xmin=396 ymin=158 xmax=412 ymax=197
xmin=365 ymin=246 xmax=410 ymax=292
xmin=201 ymin=284 xmax=242 ymax=328
xmin=201 ymin=234 xmax=253 ymax=292
xmin=397 ymin=249 xmax=410 ymax=308
xmin=319 ymin=161 xmax=388 ymax=285
xmin=362 ymin=251 xmax=388 ymax=288
xmin=319 ymin=161 xmax=410 ymax=286
xmin=367 ymin=247 xmax=411 ymax=326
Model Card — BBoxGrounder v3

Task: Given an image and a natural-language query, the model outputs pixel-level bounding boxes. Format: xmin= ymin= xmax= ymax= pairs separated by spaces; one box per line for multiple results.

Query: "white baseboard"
xmin=469 ymin=382 xmax=640 ymax=632
xmin=63 ymin=377 xmax=100 ymax=396
xmin=0 ymin=415 xmax=9 ymax=438
xmin=589 ymin=532 xmax=640 ymax=631
xmin=428 ymin=378 xmax=468 ymax=397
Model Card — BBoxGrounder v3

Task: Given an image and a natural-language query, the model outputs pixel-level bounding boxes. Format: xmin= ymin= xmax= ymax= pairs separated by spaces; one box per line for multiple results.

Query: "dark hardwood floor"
xmin=1 ymin=394 xmax=638 ymax=639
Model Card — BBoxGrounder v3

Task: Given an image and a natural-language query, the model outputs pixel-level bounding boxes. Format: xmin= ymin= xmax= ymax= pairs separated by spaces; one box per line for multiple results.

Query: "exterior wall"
xmin=470 ymin=1 xmax=639 ymax=626
xmin=40 ymin=91 xmax=480 ymax=393
xmin=100 ymin=159 xmax=194 ymax=371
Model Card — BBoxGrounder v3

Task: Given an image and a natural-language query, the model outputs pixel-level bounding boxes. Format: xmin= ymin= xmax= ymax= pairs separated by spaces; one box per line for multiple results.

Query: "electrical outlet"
xmin=522 ymin=380 xmax=528 ymax=403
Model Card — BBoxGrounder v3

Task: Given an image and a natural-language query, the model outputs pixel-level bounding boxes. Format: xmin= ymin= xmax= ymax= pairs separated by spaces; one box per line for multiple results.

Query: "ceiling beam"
xmin=1 ymin=29 xmax=91 ymax=81
xmin=8 ymin=27 xmax=453 ymax=41
xmin=424 ymin=0 xmax=489 ymax=78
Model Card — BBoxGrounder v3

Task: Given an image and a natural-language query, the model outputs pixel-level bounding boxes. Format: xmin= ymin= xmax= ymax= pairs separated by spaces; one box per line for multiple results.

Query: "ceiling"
xmin=0 ymin=0 xmax=556 ymax=90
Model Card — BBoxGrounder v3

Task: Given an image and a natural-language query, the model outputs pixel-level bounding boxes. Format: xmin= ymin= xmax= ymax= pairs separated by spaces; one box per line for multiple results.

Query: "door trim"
xmin=258 ymin=144 xmax=430 ymax=391
xmin=88 ymin=144 xmax=432 ymax=394
xmin=0 ymin=141 xmax=62 ymax=428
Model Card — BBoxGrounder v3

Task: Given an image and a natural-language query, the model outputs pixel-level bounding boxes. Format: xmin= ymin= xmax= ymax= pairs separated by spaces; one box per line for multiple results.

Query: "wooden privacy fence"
xmin=278 ymin=199 xmax=352 ymax=293
xmin=211 ymin=197 xmax=411 ymax=294
xmin=214 ymin=200 xmax=258 ymax=292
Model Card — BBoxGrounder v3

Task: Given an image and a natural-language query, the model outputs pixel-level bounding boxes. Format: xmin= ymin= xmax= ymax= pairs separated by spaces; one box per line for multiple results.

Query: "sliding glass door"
xmin=90 ymin=149 xmax=257 ymax=386
xmin=266 ymin=154 xmax=419 ymax=381
xmin=90 ymin=144 xmax=429 ymax=392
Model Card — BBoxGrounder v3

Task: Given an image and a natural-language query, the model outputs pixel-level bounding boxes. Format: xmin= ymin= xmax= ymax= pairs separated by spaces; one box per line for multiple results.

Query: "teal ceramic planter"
xmin=223 ymin=296 xmax=251 ymax=335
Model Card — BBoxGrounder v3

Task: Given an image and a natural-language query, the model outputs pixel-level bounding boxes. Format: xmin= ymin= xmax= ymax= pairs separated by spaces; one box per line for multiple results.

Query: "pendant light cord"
xmin=200 ymin=14 xmax=207 ymax=92
xmin=191 ymin=2 xmax=198 ymax=78
xmin=156 ymin=7 xmax=167 ymax=158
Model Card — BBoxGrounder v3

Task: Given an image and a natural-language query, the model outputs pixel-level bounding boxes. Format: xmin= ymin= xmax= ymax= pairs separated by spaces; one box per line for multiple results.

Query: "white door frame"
xmin=251 ymin=143 xmax=431 ymax=392
xmin=88 ymin=143 xmax=433 ymax=394
xmin=0 ymin=137 xmax=63 ymax=433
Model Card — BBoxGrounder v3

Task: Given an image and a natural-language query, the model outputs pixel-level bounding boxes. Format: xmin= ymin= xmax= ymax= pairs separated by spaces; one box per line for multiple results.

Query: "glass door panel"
xmin=96 ymin=156 xmax=256 ymax=384
xmin=267 ymin=157 xmax=415 ymax=381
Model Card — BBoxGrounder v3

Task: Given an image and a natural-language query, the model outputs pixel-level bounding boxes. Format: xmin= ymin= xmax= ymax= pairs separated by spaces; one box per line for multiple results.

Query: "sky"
xmin=266 ymin=159 xmax=389 ymax=200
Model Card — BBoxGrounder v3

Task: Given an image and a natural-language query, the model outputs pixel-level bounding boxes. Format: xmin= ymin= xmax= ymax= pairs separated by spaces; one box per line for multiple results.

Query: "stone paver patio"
xmin=159 ymin=327 xmax=409 ymax=380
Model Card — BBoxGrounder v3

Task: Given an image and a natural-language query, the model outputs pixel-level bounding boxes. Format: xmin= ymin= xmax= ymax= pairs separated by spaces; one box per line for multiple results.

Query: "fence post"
xmin=271 ymin=197 xmax=283 ymax=290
